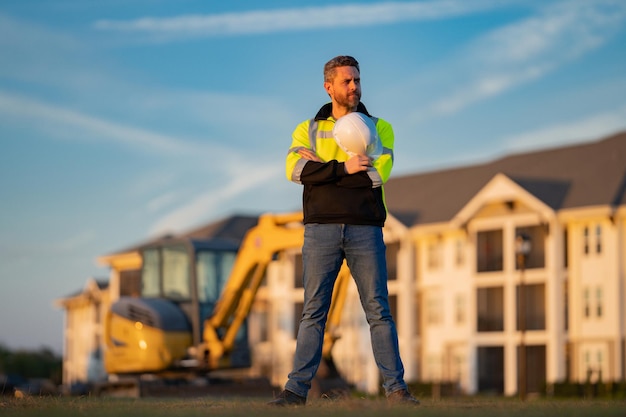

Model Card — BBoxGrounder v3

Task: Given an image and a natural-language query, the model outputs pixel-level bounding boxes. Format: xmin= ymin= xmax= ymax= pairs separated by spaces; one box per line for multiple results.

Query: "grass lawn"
xmin=1 ymin=395 xmax=625 ymax=417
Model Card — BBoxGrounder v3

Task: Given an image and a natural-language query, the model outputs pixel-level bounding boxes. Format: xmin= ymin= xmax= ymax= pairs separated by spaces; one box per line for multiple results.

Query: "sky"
xmin=1 ymin=0 xmax=625 ymax=354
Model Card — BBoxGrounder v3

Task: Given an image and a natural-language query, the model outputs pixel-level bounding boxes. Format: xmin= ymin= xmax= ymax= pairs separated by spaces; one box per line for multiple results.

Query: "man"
xmin=268 ymin=56 xmax=419 ymax=406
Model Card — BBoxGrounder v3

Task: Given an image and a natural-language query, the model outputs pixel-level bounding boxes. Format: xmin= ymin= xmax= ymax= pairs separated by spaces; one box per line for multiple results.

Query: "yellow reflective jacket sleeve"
xmin=285 ymin=119 xmax=312 ymax=183
xmin=371 ymin=117 xmax=394 ymax=185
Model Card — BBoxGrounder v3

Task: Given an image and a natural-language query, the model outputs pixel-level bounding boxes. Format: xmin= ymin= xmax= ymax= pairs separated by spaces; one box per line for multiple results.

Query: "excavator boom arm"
xmin=202 ymin=211 xmax=352 ymax=368
xmin=203 ymin=212 xmax=311 ymax=367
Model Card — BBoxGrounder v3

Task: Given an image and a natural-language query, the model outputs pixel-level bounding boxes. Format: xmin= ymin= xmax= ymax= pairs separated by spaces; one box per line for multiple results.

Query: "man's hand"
xmin=344 ymin=154 xmax=372 ymax=174
xmin=297 ymin=148 xmax=323 ymax=162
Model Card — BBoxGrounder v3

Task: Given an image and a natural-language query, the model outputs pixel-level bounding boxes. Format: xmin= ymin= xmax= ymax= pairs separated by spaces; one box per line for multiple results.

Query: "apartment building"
xmin=378 ymin=131 xmax=626 ymax=395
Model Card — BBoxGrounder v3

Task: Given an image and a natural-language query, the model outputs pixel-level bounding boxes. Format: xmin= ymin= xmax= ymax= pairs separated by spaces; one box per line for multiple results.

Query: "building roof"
xmin=103 ymin=214 xmax=259 ymax=258
xmin=384 ymin=131 xmax=626 ymax=227
xmin=183 ymin=214 xmax=259 ymax=243
xmin=55 ymin=277 xmax=110 ymax=306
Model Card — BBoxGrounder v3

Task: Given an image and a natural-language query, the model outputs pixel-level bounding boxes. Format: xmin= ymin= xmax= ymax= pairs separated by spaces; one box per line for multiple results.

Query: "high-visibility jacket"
xmin=286 ymin=102 xmax=394 ymax=226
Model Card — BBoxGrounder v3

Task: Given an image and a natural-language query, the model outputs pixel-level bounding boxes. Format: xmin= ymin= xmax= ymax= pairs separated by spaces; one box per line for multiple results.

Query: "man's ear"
xmin=323 ymin=81 xmax=332 ymax=96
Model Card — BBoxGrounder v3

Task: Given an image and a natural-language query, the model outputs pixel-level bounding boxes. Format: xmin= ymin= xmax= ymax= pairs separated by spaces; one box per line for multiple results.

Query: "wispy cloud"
xmin=93 ymin=0 xmax=510 ymax=41
xmin=146 ymin=190 xmax=185 ymax=214
xmin=0 ymin=90 xmax=232 ymax=157
xmin=501 ymin=105 xmax=626 ymax=152
xmin=415 ymin=0 xmax=626 ymax=119
xmin=0 ymin=90 xmax=286 ymax=233
xmin=148 ymin=163 xmax=282 ymax=235
xmin=430 ymin=66 xmax=549 ymax=115
xmin=0 ymin=13 xmax=292 ymax=149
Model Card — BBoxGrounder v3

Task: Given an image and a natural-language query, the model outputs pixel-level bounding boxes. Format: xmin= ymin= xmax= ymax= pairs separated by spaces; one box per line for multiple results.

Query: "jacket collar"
xmin=314 ymin=102 xmax=372 ymax=121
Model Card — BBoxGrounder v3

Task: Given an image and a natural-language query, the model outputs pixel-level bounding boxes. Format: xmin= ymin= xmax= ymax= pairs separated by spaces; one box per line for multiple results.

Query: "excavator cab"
xmin=104 ymin=237 xmax=251 ymax=374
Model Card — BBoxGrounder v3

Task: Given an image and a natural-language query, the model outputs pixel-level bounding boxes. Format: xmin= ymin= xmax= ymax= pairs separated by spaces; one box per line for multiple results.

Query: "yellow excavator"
xmin=101 ymin=212 xmax=351 ymax=396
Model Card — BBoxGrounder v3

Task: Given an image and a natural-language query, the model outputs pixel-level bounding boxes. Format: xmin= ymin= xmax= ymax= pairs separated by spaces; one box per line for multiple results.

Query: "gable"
xmin=452 ymin=173 xmax=555 ymax=229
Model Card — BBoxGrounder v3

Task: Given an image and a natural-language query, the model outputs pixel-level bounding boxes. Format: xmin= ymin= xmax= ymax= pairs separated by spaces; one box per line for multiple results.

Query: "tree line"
xmin=0 ymin=343 xmax=62 ymax=388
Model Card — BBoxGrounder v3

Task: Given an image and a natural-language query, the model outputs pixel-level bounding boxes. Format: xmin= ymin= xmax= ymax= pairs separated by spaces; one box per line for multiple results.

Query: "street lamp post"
xmin=515 ymin=233 xmax=531 ymax=400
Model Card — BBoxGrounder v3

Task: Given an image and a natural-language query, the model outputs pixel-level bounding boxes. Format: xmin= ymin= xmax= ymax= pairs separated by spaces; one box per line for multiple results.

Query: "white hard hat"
xmin=332 ymin=112 xmax=382 ymax=160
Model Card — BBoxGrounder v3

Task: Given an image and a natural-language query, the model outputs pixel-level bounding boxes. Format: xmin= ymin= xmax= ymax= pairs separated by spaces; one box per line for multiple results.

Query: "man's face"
xmin=325 ymin=66 xmax=361 ymax=110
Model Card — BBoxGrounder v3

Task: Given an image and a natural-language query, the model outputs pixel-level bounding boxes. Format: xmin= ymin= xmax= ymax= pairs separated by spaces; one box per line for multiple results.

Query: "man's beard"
xmin=336 ymin=92 xmax=360 ymax=109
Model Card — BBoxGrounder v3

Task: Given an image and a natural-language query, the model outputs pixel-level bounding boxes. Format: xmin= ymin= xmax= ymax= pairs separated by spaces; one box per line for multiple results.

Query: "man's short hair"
xmin=324 ymin=56 xmax=360 ymax=82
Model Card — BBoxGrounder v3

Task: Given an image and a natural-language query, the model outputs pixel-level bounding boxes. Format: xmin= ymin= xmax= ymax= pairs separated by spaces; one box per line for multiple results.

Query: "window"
xmin=162 ymin=245 xmax=190 ymax=300
xmin=427 ymin=241 xmax=442 ymax=270
xmin=196 ymin=250 xmax=238 ymax=323
xmin=477 ymin=346 xmax=504 ymax=394
xmin=453 ymin=354 xmax=464 ymax=381
xmin=517 ymin=284 xmax=545 ymax=330
xmin=563 ymin=229 xmax=569 ymax=268
xmin=477 ymin=287 xmax=504 ymax=332
xmin=258 ymin=310 xmax=269 ymax=342
xmin=414 ymin=293 xmax=421 ymax=336
xmin=120 ymin=269 xmax=141 ymax=297
xmin=583 ymin=288 xmax=590 ymax=318
xmin=596 ymin=287 xmax=603 ymax=318
xmin=197 ymin=251 xmax=236 ymax=303
xmin=455 ymin=239 xmax=465 ymax=267
xmin=293 ymin=302 xmax=304 ymax=337
xmin=583 ymin=226 xmax=589 ymax=255
xmin=455 ymin=294 xmax=466 ymax=324
xmin=595 ymin=225 xmax=602 ymax=254
xmin=294 ymin=254 xmax=304 ymax=289
xmin=141 ymin=248 xmax=160 ymax=297
xmin=563 ymin=282 xmax=569 ymax=331
xmin=141 ymin=246 xmax=193 ymax=300
xmin=517 ymin=345 xmax=547 ymax=395
xmin=477 ymin=229 xmax=503 ymax=272
xmin=515 ymin=225 xmax=546 ymax=269
xmin=386 ymin=242 xmax=400 ymax=280
xmin=426 ymin=295 xmax=442 ymax=325
xmin=426 ymin=354 xmax=442 ymax=381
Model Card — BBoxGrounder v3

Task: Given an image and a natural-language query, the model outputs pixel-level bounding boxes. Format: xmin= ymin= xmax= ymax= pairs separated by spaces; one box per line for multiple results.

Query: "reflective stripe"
xmin=367 ymin=169 xmax=382 ymax=188
xmin=308 ymin=120 xmax=318 ymax=153
xmin=291 ymin=159 xmax=308 ymax=184
xmin=289 ymin=146 xmax=310 ymax=154
xmin=310 ymin=119 xmax=336 ymax=141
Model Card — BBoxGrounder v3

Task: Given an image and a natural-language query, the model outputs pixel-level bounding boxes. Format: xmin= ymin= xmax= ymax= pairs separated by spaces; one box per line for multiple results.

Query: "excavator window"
xmin=140 ymin=244 xmax=192 ymax=301
xmin=142 ymin=248 xmax=160 ymax=297
xmin=197 ymin=250 xmax=237 ymax=323
xmin=197 ymin=251 xmax=236 ymax=304
xmin=162 ymin=245 xmax=191 ymax=301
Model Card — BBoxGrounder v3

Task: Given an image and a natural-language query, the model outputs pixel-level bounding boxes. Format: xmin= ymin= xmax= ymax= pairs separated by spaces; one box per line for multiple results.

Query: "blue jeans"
xmin=285 ymin=223 xmax=407 ymax=397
